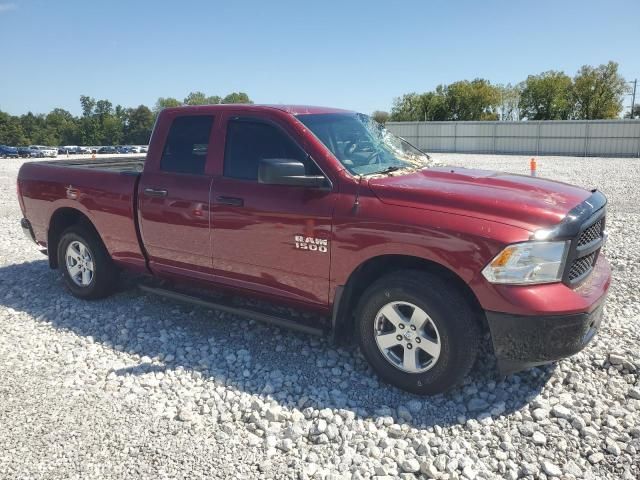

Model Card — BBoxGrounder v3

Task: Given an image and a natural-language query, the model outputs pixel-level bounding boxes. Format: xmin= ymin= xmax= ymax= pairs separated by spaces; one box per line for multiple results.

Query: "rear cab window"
xmin=160 ymin=115 xmax=214 ymax=175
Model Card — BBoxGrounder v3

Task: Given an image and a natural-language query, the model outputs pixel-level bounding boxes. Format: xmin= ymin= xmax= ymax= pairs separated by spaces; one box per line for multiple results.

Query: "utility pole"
xmin=630 ymin=79 xmax=637 ymax=119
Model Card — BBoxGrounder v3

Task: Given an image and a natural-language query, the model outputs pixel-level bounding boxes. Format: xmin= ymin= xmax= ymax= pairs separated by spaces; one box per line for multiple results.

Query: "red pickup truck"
xmin=17 ymin=105 xmax=611 ymax=394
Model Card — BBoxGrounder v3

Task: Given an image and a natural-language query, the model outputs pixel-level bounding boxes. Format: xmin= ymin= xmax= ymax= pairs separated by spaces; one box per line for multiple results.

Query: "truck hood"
xmin=368 ymin=167 xmax=592 ymax=231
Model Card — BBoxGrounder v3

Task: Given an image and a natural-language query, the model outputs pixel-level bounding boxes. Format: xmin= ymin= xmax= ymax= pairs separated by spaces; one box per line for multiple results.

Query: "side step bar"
xmin=139 ymin=284 xmax=325 ymax=336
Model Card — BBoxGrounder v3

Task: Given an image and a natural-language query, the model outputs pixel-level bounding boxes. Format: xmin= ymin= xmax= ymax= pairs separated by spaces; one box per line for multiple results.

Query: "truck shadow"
xmin=0 ymin=259 xmax=555 ymax=429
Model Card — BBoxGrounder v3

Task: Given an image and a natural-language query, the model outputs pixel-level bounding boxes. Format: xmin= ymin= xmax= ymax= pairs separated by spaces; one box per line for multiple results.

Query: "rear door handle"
xmin=144 ymin=188 xmax=168 ymax=198
xmin=216 ymin=196 xmax=244 ymax=207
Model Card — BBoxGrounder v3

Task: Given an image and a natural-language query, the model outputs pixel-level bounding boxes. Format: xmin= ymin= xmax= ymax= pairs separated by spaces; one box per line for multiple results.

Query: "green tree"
xmin=497 ymin=84 xmax=521 ymax=121
xmin=390 ymin=81 xmax=498 ymax=121
xmin=20 ymin=112 xmax=47 ymax=144
xmin=95 ymin=99 xmax=113 ymax=118
xmin=572 ymin=61 xmax=628 ymax=119
xmin=184 ymin=91 xmax=222 ymax=105
xmin=114 ymin=105 xmax=129 ymax=124
xmin=77 ymin=95 xmax=104 ymax=144
xmin=77 ymin=116 xmax=100 ymax=145
xmin=154 ymin=97 xmax=182 ymax=113
xmin=422 ymin=89 xmax=449 ymax=121
xmin=519 ymin=71 xmax=573 ymax=120
xmin=222 ymin=92 xmax=252 ymax=104
xmin=125 ymin=105 xmax=154 ymax=144
xmin=390 ymin=93 xmax=429 ymax=121
xmin=371 ymin=111 xmax=390 ymax=124
xmin=445 ymin=79 xmax=500 ymax=120
xmin=101 ymin=115 xmax=123 ymax=145
xmin=80 ymin=95 xmax=96 ymax=117
xmin=45 ymin=108 xmax=78 ymax=145
xmin=184 ymin=91 xmax=207 ymax=105
xmin=0 ymin=111 xmax=28 ymax=145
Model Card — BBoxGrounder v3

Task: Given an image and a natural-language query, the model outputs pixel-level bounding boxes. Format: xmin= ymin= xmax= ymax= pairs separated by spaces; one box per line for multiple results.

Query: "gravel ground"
xmin=1 ymin=154 xmax=639 ymax=479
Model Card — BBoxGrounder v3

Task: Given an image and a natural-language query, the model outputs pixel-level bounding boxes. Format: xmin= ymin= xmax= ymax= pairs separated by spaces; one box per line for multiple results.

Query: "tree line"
xmin=1 ymin=61 xmax=636 ymax=146
xmin=0 ymin=91 xmax=252 ymax=146
xmin=380 ymin=61 xmax=635 ymax=123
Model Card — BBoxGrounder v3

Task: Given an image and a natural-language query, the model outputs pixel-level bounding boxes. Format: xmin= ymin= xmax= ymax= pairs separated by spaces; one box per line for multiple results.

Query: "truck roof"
xmin=160 ymin=104 xmax=355 ymax=116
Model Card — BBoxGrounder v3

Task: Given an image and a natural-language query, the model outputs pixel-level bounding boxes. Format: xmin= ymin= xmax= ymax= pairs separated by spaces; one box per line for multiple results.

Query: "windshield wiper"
xmin=370 ymin=165 xmax=400 ymax=175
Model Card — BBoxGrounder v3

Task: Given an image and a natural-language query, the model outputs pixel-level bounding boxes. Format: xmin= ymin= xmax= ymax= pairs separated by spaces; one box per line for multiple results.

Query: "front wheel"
xmin=356 ymin=270 xmax=480 ymax=395
xmin=57 ymin=225 xmax=118 ymax=299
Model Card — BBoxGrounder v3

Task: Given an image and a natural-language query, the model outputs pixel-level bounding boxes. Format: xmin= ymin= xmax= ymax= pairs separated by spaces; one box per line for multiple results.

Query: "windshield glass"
xmin=297 ymin=113 xmax=431 ymax=176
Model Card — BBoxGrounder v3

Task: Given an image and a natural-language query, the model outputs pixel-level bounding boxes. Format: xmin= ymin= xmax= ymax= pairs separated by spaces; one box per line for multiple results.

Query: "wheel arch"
xmin=332 ymin=254 xmax=486 ymax=342
xmin=47 ymin=207 xmax=103 ymax=269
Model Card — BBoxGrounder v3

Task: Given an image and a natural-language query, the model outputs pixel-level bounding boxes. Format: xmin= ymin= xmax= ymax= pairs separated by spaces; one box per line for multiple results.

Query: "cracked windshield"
xmin=297 ymin=113 xmax=432 ymax=176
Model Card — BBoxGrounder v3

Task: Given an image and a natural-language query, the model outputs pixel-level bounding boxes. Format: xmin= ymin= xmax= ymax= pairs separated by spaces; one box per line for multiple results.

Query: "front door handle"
xmin=216 ymin=196 xmax=244 ymax=207
xmin=144 ymin=188 xmax=168 ymax=198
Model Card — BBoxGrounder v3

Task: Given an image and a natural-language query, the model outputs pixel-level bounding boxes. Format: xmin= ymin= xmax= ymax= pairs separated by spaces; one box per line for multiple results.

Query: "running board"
xmin=138 ymin=284 xmax=325 ymax=336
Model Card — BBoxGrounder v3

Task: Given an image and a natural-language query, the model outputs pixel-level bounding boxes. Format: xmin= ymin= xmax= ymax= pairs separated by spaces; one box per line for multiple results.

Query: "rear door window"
xmin=160 ymin=115 xmax=214 ymax=175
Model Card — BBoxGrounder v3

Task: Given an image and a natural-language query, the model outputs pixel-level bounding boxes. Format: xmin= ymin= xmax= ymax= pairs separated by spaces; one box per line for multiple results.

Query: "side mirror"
xmin=258 ymin=158 xmax=327 ymax=188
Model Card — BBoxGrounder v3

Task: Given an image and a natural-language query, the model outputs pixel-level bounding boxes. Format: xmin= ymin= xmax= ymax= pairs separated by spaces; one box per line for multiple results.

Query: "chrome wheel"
xmin=374 ymin=301 xmax=441 ymax=373
xmin=65 ymin=240 xmax=94 ymax=287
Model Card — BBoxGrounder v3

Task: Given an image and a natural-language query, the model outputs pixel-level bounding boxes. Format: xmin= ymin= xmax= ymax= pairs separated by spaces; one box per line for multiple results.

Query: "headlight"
xmin=482 ymin=241 xmax=570 ymax=285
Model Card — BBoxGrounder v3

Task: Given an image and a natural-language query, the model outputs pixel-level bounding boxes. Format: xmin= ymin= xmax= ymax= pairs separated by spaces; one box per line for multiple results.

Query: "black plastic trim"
xmin=139 ymin=284 xmax=325 ymax=336
xmin=486 ymin=302 xmax=605 ymax=375
xmin=545 ymin=190 xmax=607 ymax=240
xmin=20 ymin=217 xmax=36 ymax=243
xmin=540 ymin=191 xmax=607 ymax=287
xmin=330 ymin=285 xmax=345 ymax=341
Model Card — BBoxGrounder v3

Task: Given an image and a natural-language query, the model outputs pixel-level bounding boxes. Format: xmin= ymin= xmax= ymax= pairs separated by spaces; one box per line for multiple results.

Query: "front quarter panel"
xmin=329 ymin=173 xmax=531 ymax=304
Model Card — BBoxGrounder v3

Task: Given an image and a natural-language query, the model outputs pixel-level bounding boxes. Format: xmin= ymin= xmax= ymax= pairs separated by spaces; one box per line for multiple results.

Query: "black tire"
xmin=57 ymin=225 xmax=118 ymax=299
xmin=356 ymin=270 xmax=480 ymax=395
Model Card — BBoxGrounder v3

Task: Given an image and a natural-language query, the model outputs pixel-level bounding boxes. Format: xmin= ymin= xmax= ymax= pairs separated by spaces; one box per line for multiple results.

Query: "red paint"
xmin=17 ymin=104 xmax=611 ymax=320
xmin=367 ymin=167 xmax=590 ymax=231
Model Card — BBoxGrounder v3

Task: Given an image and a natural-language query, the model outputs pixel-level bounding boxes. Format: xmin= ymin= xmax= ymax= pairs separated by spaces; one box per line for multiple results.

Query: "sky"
xmin=0 ymin=0 xmax=638 ymax=116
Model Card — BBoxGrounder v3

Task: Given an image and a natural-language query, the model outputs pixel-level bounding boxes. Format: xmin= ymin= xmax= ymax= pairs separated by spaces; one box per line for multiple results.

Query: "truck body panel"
xmin=367 ymin=167 xmax=592 ymax=232
xmin=18 ymin=159 xmax=146 ymax=271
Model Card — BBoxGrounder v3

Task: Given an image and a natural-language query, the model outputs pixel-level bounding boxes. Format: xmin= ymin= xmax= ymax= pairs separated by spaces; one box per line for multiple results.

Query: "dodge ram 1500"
xmin=17 ymin=105 xmax=611 ymax=394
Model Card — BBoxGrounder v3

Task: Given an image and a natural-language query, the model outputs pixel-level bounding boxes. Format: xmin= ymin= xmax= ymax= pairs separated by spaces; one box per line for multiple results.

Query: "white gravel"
xmin=1 ymin=154 xmax=639 ymax=479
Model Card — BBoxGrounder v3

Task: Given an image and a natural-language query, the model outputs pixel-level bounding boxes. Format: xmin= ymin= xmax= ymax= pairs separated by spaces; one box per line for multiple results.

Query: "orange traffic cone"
xmin=530 ymin=158 xmax=537 ymax=177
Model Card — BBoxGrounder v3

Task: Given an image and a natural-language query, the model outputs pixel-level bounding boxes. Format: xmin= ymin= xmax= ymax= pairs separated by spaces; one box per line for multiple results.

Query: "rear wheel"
xmin=356 ymin=270 xmax=480 ymax=395
xmin=57 ymin=225 xmax=118 ymax=299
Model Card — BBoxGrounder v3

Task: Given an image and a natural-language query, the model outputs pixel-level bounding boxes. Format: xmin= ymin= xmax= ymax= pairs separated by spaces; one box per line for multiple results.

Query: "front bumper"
xmin=487 ymin=300 xmax=605 ymax=375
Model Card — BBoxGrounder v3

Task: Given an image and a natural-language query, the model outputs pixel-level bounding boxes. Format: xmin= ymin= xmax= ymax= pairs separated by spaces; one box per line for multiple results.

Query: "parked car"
xmin=16 ymin=104 xmax=611 ymax=395
xmin=17 ymin=147 xmax=32 ymax=158
xmin=77 ymin=146 xmax=91 ymax=154
xmin=140 ymin=146 xmax=148 ymax=153
xmin=116 ymin=146 xmax=130 ymax=154
xmin=24 ymin=147 xmax=43 ymax=158
xmin=97 ymin=146 xmax=117 ymax=154
xmin=29 ymin=145 xmax=57 ymax=158
xmin=128 ymin=146 xmax=142 ymax=154
xmin=0 ymin=145 xmax=19 ymax=158
xmin=59 ymin=145 xmax=80 ymax=154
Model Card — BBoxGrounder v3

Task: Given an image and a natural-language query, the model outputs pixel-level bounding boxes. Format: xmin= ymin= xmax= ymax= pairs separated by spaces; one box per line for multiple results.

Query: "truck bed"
xmin=36 ymin=156 xmax=145 ymax=174
xmin=18 ymin=157 xmax=147 ymax=271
